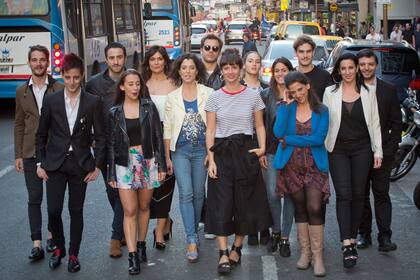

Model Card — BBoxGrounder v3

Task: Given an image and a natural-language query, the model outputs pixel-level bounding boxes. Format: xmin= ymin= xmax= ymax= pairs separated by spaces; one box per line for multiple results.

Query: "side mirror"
xmin=190 ymin=6 xmax=196 ymax=17
xmin=144 ymin=3 xmax=152 ymax=18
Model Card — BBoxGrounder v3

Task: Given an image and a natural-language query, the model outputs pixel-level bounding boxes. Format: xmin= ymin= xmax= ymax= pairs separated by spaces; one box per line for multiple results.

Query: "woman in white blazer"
xmin=323 ymin=53 xmax=382 ymax=269
xmin=163 ymin=53 xmax=213 ymax=262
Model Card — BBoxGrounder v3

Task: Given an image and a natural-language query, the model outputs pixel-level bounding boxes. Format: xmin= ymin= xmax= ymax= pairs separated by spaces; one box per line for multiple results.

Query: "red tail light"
xmin=409 ymin=78 xmax=420 ymax=90
xmin=261 ymin=67 xmax=272 ymax=76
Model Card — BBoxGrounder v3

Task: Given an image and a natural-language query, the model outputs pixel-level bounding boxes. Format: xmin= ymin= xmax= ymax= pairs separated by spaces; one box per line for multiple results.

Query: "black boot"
xmin=378 ymin=235 xmax=397 ymax=252
xmin=267 ymin=232 xmax=280 ymax=253
xmin=128 ymin=252 xmax=140 ymax=275
xmin=356 ymin=233 xmax=372 ymax=249
xmin=137 ymin=241 xmax=147 ymax=263
xmin=260 ymin=229 xmax=270 ymax=245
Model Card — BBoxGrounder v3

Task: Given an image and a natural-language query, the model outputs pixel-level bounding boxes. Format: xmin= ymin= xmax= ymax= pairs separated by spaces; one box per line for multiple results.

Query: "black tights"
xmin=290 ymin=187 xmax=325 ymax=225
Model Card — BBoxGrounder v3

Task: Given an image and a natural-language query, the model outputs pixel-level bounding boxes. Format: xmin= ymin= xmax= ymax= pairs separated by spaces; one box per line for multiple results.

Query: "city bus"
xmin=143 ymin=0 xmax=194 ymax=60
xmin=0 ymin=0 xmax=146 ymax=98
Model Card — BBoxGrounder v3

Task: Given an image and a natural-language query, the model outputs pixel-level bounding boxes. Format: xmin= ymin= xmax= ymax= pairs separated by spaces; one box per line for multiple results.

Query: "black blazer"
xmin=36 ymin=89 xmax=105 ymax=172
xmin=376 ymin=79 xmax=402 ymax=157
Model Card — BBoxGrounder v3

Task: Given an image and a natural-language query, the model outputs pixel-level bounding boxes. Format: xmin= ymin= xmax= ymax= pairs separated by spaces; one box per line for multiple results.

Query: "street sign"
xmin=329 ymin=3 xmax=338 ymax=12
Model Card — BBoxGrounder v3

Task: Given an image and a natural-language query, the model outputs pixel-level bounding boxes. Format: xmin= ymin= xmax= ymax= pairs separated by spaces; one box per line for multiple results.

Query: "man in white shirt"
xmin=14 ymin=45 xmax=64 ymax=262
xmin=390 ymin=24 xmax=402 ymax=42
xmin=365 ymin=26 xmax=381 ymax=41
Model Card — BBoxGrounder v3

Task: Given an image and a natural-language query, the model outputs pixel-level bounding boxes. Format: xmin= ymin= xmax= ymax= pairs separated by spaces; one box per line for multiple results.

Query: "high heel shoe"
xmin=153 ymin=229 xmax=166 ymax=250
xmin=137 ymin=241 xmax=147 ymax=263
xmin=164 ymin=218 xmax=173 ymax=241
xmin=186 ymin=242 xmax=198 ymax=263
xmin=229 ymin=244 xmax=242 ymax=266
xmin=217 ymin=249 xmax=231 ymax=274
xmin=128 ymin=252 xmax=140 ymax=275
xmin=342 ymin=245 xmax=356 ymax=268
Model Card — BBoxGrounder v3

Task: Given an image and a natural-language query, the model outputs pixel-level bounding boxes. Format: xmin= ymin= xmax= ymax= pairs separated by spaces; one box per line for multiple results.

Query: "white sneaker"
xmin=204 ymin=233 xmax=216 ymax=240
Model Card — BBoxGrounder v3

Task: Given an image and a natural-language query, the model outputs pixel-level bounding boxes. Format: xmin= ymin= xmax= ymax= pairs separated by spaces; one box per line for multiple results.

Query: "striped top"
xmin=205 ymin=86 xmax=265 ymax=138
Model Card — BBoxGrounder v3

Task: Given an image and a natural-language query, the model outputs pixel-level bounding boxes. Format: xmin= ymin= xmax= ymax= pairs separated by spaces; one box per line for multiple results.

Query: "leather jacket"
xmin=206 ymin=65 xmax=224 ymax=90
xmin=260 ymin=87 xmax=280 ymax=155
xmin=107 ymin=98 xmax=167 ymax=182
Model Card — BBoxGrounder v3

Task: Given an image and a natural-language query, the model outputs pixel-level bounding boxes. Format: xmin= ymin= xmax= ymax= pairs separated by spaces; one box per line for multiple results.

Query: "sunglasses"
xmin=203 ymin=45 xmax=220 ymax=52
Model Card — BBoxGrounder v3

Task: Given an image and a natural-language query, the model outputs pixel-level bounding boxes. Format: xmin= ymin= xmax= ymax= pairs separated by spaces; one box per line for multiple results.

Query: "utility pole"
xmin=383 ymin=2 xmax=389 ymax=40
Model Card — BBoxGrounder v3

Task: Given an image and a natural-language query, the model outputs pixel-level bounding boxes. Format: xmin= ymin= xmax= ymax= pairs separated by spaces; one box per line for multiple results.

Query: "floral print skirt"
xmin=116 ymin=145 xmax=161 ymax=190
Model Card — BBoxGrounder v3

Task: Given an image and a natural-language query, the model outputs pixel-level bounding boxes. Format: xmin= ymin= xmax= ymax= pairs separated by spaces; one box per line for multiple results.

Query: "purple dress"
xmin=276 ymin=119 xmax=330 ymax=201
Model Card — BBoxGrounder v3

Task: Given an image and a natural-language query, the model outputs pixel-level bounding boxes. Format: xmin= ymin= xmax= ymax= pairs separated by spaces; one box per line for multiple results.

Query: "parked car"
xmin=224 ymin=21 xmax=251 ymax=45
xmin=191 ymin=24 xmax=210 ymax=51
xmin=324 ymin=38 xmax=420 ymax=101
xmin=260 ymin=39 xmax=329 ymax=85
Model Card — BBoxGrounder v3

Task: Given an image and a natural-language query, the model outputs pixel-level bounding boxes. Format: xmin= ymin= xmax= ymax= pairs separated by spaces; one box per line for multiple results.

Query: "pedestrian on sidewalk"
xmin=323 ymin=53 xmax=382 ymax=269
xmin=107 ymin=69 xmax=167 ymax=274
xmin=141 ymin=46 xmax=177 ymax=250
xmin=259 ymin=57 xmax=295 ymax=256
xmin=365 ymin=26 xmax=381 ymax=41
xmin=356 ymin=49 xmax=401 ymax=251
xmin=14 ymin=45 xmax=64 ymax=262
xmin=204 ymin=48 xmax=272 ymax=275
xmin=241 ymin=51 xmax=270 ymax=246
xmin=164 ymin=53 xmax=213 ymax=263
xmin=274 ymin=71 xmax=329 ymax=277
xmin=85 ymin=42 xmax=127 ymax=258
xmin=390 ymin=24 xmax=403 ymax=42
xmin=36 ymin=53 xmax=105 ymax=273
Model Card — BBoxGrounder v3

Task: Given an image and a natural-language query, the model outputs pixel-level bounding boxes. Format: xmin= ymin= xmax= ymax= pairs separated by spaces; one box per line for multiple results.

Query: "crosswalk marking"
xmin=262 ymin=255 xmax=278 ymax=280
xmin=0 ymin=165 xmax=14 ymax=178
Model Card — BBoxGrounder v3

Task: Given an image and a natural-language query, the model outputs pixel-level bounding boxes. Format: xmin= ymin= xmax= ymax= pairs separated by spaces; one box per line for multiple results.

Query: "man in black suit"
xmin=36 ymin=53 xmax=105 ymax=272
xmin=356 ymin=49 xmax=402 ymax=251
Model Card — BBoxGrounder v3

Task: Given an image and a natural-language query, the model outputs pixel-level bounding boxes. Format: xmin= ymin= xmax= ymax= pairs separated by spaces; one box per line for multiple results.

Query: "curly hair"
xmin=169 ymin=53 xmax=207 ymax=86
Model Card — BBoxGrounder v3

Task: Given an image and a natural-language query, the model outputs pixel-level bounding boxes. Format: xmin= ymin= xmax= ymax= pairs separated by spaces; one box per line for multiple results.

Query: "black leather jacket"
xmin=260 ymin=88 xmax=280 ymax=155
xmin=206 ymin=65 xmax=224 ymax=90
xmin=107 ymin=98 xmax=167 ymax=182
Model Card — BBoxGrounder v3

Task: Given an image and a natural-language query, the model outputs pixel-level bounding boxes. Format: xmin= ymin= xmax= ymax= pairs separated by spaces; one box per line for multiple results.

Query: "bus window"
xmin=147 ymin=0 xmax=172 ymax=10
xmin=0 ymin=0 xmax=49 ymax=16
xmin=83 ymin=1 xmax=106 ymax=37
xmin=114 ymin=0 xmax=137 ymax=32
xmin=64 ymin=1 xmax=77 ymax=36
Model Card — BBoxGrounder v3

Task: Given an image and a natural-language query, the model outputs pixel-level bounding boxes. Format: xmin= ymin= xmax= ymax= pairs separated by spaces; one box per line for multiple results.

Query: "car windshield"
xmin=345 ymin=47 xmax=419 ymax=74
xmin=229 ymin=24 xmax=246 ymax=30
xmin=192 ymin=28 xmax=206 ymax=34
xmin=269 ymin=44 xmax=295 ymax=60
xmin=0 ymin=0 xmax=49 ymax=16
xmin=285 ymin=24 xmax=319 ymax=37
xmin=314 ymin=46 xmax=327 ymax=61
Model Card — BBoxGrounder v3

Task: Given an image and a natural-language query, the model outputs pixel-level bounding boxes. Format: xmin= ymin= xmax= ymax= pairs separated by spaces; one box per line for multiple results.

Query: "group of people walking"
xmin=14 ymin=33 xmax=402 ymax=277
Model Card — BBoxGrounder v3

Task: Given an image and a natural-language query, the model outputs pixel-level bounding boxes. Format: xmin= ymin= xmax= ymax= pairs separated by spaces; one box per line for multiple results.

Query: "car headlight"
xmin=414 ymin=111 xmax=420 ymax=126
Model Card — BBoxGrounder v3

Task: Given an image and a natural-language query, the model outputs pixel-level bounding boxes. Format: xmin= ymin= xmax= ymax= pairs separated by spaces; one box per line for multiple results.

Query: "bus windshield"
xmin=0 ymin=0 xmax=49 ymax=16
xmin=147 ymin=0 xmax=173 ymax=10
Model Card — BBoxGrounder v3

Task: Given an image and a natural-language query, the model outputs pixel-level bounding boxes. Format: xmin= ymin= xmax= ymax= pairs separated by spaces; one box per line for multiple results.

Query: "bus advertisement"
xmin=0 ymin=0 xmax=146 ymax=98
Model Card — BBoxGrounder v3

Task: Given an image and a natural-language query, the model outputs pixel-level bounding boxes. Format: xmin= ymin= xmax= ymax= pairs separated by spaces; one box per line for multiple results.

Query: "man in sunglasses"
xmin=200 ymin=34 xmax=224 ymax=90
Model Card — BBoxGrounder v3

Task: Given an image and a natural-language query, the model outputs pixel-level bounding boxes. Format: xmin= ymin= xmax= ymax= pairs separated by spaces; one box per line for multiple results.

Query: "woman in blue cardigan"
xmin=273 ymin=71 xmax=329 ymax=277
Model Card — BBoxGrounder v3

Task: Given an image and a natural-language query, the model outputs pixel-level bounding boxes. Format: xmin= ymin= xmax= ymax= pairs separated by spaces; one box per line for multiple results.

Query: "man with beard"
xmin=15 ymin=45 xmax=64 ymax=262
xmin=356 ymin=49 xmax=402 ymax=252
xmin=85 ymin=42 xmax=127 ymax=258
xmin=200 ymin=34 xmax=224 ymax=90
xmin=293 ymin=35 xmax=331 ymax=100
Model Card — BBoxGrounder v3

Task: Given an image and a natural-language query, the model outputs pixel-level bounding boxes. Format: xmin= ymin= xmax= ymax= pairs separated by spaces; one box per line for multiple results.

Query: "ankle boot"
xmin=137 ymin=241 xmax=147 ymax=263
xmin=308 ymin=225 xmax=326 ymax=277
xmin=128 ymin=252 xmax=140 ymax=275
xmin=296 ymin=223 xmax=312 ymax=270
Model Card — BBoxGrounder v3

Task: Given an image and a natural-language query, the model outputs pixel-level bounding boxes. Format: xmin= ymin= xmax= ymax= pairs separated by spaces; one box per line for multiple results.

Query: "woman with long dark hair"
xmin=259 ymin=57 xmax=295 ymax=256
xmin=274 ymin=71 xmax=329 ymax=277
xmin=164 ymin=53 xmax=212 ymax=262
xmin=141 ymin=46 xmax=177 ymax=250
xmin=205 ymin=48 xmax=272 ymax=275
xmin=107 ymin=69 xmax=166 ymax=274
xmin=323 ymin=53 xmax=382 ymax=269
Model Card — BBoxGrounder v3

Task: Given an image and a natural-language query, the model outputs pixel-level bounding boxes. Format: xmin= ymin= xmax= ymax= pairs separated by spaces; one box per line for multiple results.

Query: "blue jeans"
xmin=264 ymin=154 xmax=294 ymax=237
xmin=172 ymin=143 xmax=207 ymax=244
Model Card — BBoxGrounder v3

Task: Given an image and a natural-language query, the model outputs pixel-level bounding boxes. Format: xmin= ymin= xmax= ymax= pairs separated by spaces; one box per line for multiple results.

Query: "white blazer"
xmin=323 ymin=83 xmax=383 ymax=159
xmin=163 ymin=82 xmax=213 ymax=151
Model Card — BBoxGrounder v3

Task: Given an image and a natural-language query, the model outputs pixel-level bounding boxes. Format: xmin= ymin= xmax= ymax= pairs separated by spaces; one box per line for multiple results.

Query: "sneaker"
xmin=204 ymin=233 xmax=216 ymax=240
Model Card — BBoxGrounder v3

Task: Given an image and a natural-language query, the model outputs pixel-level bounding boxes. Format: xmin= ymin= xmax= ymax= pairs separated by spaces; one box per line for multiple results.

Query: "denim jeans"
xmin=172 ymin=143 xmax=207 ymax=244
xmin=263 ymin=154 xmax=294 ymax=237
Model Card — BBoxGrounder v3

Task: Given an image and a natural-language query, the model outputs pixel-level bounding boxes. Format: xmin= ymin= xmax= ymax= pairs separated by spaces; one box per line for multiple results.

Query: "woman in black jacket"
xmin=108 ymin=69 xmax=166 ymax=275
